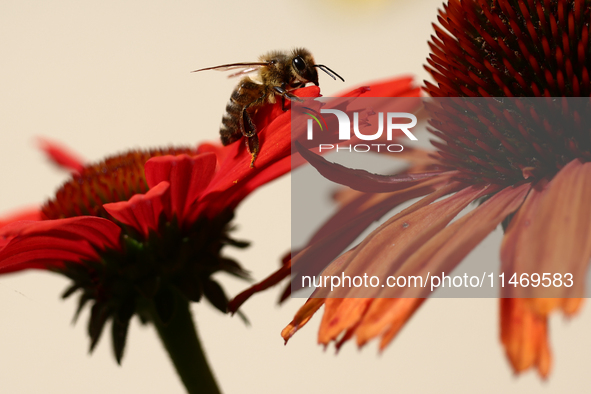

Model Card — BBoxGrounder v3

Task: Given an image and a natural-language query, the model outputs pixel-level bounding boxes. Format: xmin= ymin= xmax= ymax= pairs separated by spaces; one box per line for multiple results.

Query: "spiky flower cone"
xmin=425 ymin=0 xmax=591 ymax=185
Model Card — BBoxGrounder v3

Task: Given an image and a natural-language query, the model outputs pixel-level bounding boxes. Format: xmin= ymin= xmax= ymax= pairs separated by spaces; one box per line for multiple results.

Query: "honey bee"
xmin=193 ymin=48 xmax=344 ymax=167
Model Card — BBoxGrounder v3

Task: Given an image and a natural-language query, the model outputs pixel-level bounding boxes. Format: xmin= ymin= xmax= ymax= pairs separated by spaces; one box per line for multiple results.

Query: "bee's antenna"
xmin=314 ymin=65 xmax=345 ymax=82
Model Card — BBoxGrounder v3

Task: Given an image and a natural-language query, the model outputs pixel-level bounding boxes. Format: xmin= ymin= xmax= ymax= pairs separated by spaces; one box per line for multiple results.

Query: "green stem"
xmin=148 ymin=294 xmax=221 ymax=394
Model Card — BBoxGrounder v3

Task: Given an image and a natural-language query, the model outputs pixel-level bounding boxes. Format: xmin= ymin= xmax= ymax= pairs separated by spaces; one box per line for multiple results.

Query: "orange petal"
xmin=500 ymin=298 xmax=552 ymax=378
xmin=324 ymin=183 xmax=488 ymax=299
xmin=281 ymin=297 xmax=325 ymax=343
xmin=282 ymin=247 xmax=359 ymax=343
xmin=318 ymin=298 xmax=372 ymax=345
xmin=385 ymin=183 xmax=530 ymax=298
xmin=357 ymin=298 xmax=425 ymax=349
xmin=501 ymin=159 xmax=591 ymax=314
xmin=353 ymin=184 xmax=529 ymax=346
xmin=308 ymin=183 xmax=487 ymax=346
xmin=291 ymin=176 xmax=452 ymax=294
xmin=561 ymin=297 xmax=584 ymax=316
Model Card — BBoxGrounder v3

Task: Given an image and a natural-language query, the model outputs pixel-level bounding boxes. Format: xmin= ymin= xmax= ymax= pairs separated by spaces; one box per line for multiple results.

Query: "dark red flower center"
xmin=425 ymin=0 xmax=591 ymax=185
xmin=42 ymin=147 xmax=197 ymax=219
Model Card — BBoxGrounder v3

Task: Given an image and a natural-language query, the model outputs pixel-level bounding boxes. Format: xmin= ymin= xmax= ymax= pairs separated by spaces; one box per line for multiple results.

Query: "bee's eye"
xmin=292 ymin=56 xmax=306 ymax=71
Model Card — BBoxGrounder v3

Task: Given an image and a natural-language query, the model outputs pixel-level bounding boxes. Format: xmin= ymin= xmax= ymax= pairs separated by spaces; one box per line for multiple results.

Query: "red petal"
xmin=203 ymin=153 xmax=292 ymax=221
xmin=201 ymin=79 xmax=419 ymax=214
xmin=0 ymin=236 xmax=98 ymax=272
xmin=0 ymin=208 xmax=45 ymax=228
xmin=335 ymin=76 xmax=419 ymax=98
xmin=501 ymin=159 xmax=591 ymax=313
xmin=0 ymin=217 xmax=121 ymax=272
xmin=199 ymin=104 xmax=300 ymax=216
xmin=144 ymin=153 xmax=216 ymax=223
xmin=197 ymin=142 xmax=228 ymax=163
xmin=334 ymin=297 xmax=426 ymax=350
xmin=37 ymin=137 xmax=85 ymax=173
xmin=0 ymin=217 xmax=120 ymax=249
xmin=103 ymin=181 xmax=170 ymax=238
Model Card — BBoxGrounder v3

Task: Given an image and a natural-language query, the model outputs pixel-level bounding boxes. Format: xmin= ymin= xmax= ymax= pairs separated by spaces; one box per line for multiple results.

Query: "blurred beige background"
xmin=1 ymin=1 xmax=590 ymax=393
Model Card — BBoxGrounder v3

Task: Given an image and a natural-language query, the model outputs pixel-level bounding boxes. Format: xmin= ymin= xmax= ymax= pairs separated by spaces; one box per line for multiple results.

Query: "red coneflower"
xmin=0 ymin=86 xmax=318 ymax=394
xmin=265 ymin=0 xmax=591 ymax=379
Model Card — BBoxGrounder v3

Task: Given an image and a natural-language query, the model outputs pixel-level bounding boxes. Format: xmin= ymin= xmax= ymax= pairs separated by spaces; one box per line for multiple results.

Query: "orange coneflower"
xmin=236 ymin=0 xmax=591 ymax=378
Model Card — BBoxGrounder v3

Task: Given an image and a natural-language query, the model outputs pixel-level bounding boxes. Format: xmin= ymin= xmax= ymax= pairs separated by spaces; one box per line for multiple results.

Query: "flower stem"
xmin=149 ymin=293 xmax=221 ymax=394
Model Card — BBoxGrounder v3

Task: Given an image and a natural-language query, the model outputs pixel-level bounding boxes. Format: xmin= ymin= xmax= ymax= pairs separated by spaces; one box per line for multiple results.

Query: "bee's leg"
xmin=242 ymin=102 xmax=262 ymax=167
xmin=273 ymin=86 xmax=304 ymax=111
xmin=245 ymin=133 xmax=259 ymax=168
xmin=231 ymin=78 xmax=264 ymax=138
xmin=240 ymin=106 xmax=257 ymax=138
xmin=279 ymin=83 xmax=287 ymax=111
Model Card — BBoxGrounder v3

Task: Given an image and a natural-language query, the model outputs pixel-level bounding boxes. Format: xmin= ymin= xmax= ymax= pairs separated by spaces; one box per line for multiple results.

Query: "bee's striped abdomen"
xmin=219 ymin=97 xmax=242 ymax=145
xmin=219 ymin=78 xmax=265 ymax=146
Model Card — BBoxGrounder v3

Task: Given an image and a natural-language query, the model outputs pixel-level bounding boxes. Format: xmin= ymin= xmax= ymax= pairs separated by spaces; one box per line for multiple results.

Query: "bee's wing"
xmin=191 ymin=62 xmax=270 ymax=78
xmin=227 ymin=67 xmax=262 ymax=78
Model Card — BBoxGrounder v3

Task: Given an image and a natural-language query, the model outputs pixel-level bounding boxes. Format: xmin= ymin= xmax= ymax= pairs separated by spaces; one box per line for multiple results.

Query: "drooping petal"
xmin=373 ymin=298 xmax=426 ymax=351
xmin=501 ymin=159 xmax=591 ymax=314
xmin=351 ymin=183 xmax=529 ymax=348
xmin=37 ymin=137 xmax=85 ymax=174
xmin=281 ymin=297 xmax=326 ymax=343
xmin=301 ymin=183 xmax=529 ymax=349
xmin=281 ymin=182 xmax=470 ymax=344
xmin=320 ymin=184 xmax=490 ymax=300
xmin=144 ymin=153 xmax=216 ymax=223
xmin=290 ymin=176 xmax=453 ymax=295
xmin=382 ymin=183 xmax=530 ymax=298
xmin=103 ymin=181 xmax=171 ymax=238
xmin=227 ymin=258 xmax=292 ymax=314
xmin=231 ymin=175 xmax=453 ymax=310
xmin=296 ymin=142 xmax=447 ymax=193
xmin=281 ymin=248 xmax=357 ymax=344
xmin=304 ymin=184 xmax=486 ymax=345
xmin=0 ymin=236 xmax=98 ymax=272
xmin=500 ymin=298 xmax=552 ymax=378
xmin=280 ymin=182 xmax=464 ymax=344
xmin=318 ymin=298 xmax=373 ymax=346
